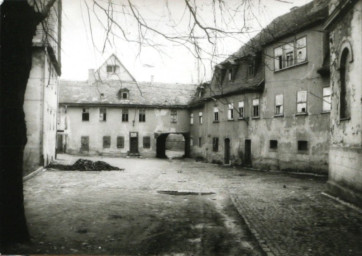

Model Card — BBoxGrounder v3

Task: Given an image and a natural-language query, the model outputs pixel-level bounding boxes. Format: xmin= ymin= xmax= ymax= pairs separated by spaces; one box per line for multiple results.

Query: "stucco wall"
xmin=61 ymin=106 xmax=189 ymax=157
xmin=328 ymin=0 xmax=362 ymax=206
xmin=23 ymin=49 xmax=58 ymax=174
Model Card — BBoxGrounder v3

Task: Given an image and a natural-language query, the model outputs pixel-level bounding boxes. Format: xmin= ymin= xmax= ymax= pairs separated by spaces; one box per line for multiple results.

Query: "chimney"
xmin=88 ymin=69 xmax=95 ymax=84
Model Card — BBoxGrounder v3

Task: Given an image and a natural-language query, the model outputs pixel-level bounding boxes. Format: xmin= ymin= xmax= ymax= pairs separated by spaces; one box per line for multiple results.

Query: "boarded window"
xmin=82 ymin=108 xmax=89 ymax=121
xmin=122 ymin=109 xmax=129 ymax=122
xmin=212 ymin=137 xmax=219 ymax=152
xmin=253 ymin=99 xmax=259 ymax=117
xmin=81 ymin=136 xmax=89 ymax=151
xmin=297 ymin=91 xmax=307 ymax=114
xmin=171 ymin=110 xmax=177 ymax=123
xmin=103 ymin=136 xmax=111 ymax=148
xmin=228 ymin=103 xmax=234 ymax=120
xmin=270 ymin=140 xmax=278 ymax=150
xmin=199 ymin=112 xmax=203 ymax=124
xmin=143 ymin=136 xmax=151 ymax=148
xmin=99 ymin=108 xmax=107 ymax=121
xmin=117 ymin=136 xmax=124 ymax=148
xmin=139 ymin=109 xmax=146 ymax=122
xmin=214 ymin=107 xmax=219 ymax=121
xmin=275 ymin=94 xmax=284 ymax=115
xmin=322 ymin=87 xmax=331 ymax=112
xmin=298 ymin=140 xmax=308 ymax=151
xmin=238 ymin=101 xmax=244 ymax=118
xmin=190 ymin=113 xmax=194 ymax=124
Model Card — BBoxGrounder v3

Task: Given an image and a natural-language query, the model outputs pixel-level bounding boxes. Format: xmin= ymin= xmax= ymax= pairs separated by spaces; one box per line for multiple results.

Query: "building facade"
xmin=23 ymin=0 xmax=61 ymax=175
xmin=189 ymin=0 xmax=331 ymax=173
xmin=58 ymin=55 xmax=196 ymax=158
xmin=324 ymin=0 xmax=362 ymax=206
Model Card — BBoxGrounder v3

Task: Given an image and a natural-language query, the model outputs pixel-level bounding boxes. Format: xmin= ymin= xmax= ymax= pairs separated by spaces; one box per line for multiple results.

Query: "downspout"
xmin=41 ymin=47 xmax=47 ymax=166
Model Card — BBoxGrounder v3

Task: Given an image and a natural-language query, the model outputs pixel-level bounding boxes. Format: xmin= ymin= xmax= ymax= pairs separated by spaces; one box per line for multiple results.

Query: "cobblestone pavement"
xmin=228 ymin=169 xmax=362 ymax=256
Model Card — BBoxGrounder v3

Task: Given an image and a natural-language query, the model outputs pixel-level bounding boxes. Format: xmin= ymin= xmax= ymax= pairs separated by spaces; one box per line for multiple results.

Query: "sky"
xmin=60 ymin=0 xmax=313 ymax=84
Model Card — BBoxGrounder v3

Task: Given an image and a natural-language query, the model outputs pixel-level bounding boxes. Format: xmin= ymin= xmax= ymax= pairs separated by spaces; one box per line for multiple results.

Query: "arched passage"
xmin=156 ymin=133 xmax=190 ymax=159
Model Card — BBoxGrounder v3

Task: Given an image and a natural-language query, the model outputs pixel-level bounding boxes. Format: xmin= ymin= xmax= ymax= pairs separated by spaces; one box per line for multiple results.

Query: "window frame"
xmin=139 ymin=109 xmax=146 ymax=122
xmin=199 ymin=112 xmax=203 ymax=124
xmin=212 ymin=137 xmax=219 ymax=152
xmin=103 ymin=136 xmax=111 ymax=149
xmin=296 ymin=91 xmax=308 ymax=114
xmin=274 ymin=36 xmax=307 ymax=71
xmin=214 ymin=107 xmax=219 ymax=122
xmin=99 ymin=107 xmax=107 ymax=122
xmin=322 ymin=87 xmax=332 ymax=113
xmin=190 ymin=113 xmax=194 ymax=125
xmin=117 ymin=136 xmax=125 ymax=148
xmin=297 ymin=140 xmax=308 ymax=152
xmin=122 ymin=108 xmax=129 ymax=122
xmin=171 ymin=109 xmax=177 ymax=123
xmin=269 ymin=140 xmax=278 ymax=151
xmin=275 ymin=94 xmax=284 ymax=116
xmin=82 ymin=108 xmax=90 ymax=121
xmin=143 ymin=136 xmax=151 ymax=149
xmin=228 ymin=103 xmax=234 ymax=120
xmin=238 ymin=101 xmax=244 ymax=119
xmin=106 ymin=64 xmax=119 ymax=73
xmin=252 ymin=99 xmax=260 ymax=118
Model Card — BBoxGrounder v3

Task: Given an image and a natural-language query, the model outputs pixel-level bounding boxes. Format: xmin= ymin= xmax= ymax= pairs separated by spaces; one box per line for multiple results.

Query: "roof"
xmin=59 ymin=80 xmax=198 ymax=108
xmin=225 ymin=0 xmax=329 ymax=62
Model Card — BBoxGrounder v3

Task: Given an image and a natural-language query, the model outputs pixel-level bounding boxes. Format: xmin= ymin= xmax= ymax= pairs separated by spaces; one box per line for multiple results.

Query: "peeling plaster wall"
xmin=61 ymin=106 xmax=189 ymax=157
xmin=328 ymin=0 xmax=362 ymax=206
xmin=189 ymin=24 xmax=330 ymax=173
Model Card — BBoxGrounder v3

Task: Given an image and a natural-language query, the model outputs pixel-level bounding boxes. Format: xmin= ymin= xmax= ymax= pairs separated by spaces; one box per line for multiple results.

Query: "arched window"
xmin=339 ymin=48 xmax=350 ymax=120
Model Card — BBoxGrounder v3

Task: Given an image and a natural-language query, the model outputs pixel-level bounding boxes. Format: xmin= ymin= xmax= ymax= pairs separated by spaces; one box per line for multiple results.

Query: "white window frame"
xmin=190 ymin=113 xmax=194 ymax=125
xmin=274 ymin=36 xmax=307 ymax=71
xmin=297 ymin=91 xmax=308 ymax=114
xmin=199 ymin=112 xmax=203 ymax=124
xmin=322 ymin=87 xmax=331 ymax=112
xmin=252 ymin=99 xmax=260 ymax=117
xmin=275 ymin=94 xmax=284 ymax=116
xmin=228 ymin=103 xmax=234 ymax=120
xmin=238 ymin=101 xmax=244 ymax=119
xmin=214 ymin=107 xmax=219 ymax=122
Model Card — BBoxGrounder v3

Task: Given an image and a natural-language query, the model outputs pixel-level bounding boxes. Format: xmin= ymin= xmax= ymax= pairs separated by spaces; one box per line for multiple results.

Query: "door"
xmin=56 ymin=134 xmax=63 ymax=153
xmin=129 ymin=132 xmax=139 ymax=153
xmin=244 ymin=139 xmax=251 ymax=165
xmin=81 ymin=136 xmax=89 ymax=152
xmin=224 ymin=138 xmax=230 ymax=164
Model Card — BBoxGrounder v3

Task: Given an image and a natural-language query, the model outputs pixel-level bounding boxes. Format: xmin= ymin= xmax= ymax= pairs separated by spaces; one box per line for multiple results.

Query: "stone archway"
xmin=156 ymin=133 xmax=190 ymax=159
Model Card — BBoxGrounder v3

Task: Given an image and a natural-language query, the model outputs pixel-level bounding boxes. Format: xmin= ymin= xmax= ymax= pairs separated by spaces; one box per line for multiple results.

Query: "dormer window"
xmin=106 ymin=65 xmax=119 ymax=73
xmin=118 ymin=88 xmax=129 ymax=100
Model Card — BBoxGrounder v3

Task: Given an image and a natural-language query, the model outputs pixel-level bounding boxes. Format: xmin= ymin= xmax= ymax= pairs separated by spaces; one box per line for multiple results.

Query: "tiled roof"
xmin=59 ymin=80 xmax=197 ymax=108
xmin=228 ymin=0 xmax=329 ymax=61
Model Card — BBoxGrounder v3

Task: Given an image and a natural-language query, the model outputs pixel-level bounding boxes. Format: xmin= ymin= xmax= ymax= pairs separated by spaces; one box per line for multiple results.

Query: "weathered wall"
xmin=327 ymin=0 xmax=362 ymax=206
xmin=189 ymin=24 xmax=330 ymax=173
xmin=23 ymin=49 xmax=58 ymax=174
xmin=61 ymin=106 xmax=189 ymax=157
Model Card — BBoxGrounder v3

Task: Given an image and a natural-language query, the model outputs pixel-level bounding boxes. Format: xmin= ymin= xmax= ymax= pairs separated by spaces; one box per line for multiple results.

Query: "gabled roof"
xmin=94 ymin=54 xmax=136 ymax=82
xmin=59 ymin=80 xmax=197 ymax=108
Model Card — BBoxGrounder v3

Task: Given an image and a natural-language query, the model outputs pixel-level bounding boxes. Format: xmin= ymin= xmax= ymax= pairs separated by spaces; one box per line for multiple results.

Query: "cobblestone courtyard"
xmin=4 ymin=154 xmax=362 ymax=255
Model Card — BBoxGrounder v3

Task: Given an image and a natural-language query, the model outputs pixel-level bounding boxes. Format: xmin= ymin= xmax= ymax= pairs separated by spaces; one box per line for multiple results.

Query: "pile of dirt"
xmin=47 ymin=159 xmax=123 ymax=171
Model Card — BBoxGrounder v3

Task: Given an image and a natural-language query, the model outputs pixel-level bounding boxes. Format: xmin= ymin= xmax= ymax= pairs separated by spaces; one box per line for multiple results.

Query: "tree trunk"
xmin=0 ymin=0 xmax=42 ymax=247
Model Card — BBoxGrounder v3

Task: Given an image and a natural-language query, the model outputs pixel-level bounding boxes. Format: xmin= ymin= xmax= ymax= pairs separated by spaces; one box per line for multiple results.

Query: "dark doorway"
xmin=129 ymin=132 xmax=139 ymax=154
xmin=156 ymin=133 xmax=168 ymax=158
xmin=56 ymin=134 xmax=64 ymax=153
xmin=244 ymin=139 xmax=252 ymax=166
xmin=80 ymin=136 xmax=89 ymax=152
xmin=224 ymin=138 xmax=230 ymax=164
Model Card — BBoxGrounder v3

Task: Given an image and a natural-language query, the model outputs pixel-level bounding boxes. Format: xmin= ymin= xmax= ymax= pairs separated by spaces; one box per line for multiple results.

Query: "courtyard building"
xmin=189 ymin=0 xmax=331 ymax=173
xmin=58 ymin=54 xmax=196 ymax=158
xmin=324 ymin=0 xmax=362 ymax=207
xmin=23 ymin=0 xmax=62 ymax=175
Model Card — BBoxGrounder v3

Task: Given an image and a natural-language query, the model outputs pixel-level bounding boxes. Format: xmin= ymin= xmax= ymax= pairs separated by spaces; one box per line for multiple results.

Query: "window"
xmin=270 ymin=140 xmax=278 ymax=150
xmin=106 ymin=65 xmax=119 ymax=73
xmin=298 ymin=140 xmax=308 ymax=151
xmin=190 ymin=137 xmax=193 ymax=146
xmin=103 ymin=136 xmax=111 ymax=148
xmin=82 ymin=108 xmax=89 ymax=121
xmin=212 ymin=137 xmax=219 ymax=152
xmin=171 ymin=110 xmax=177 ymax=123
xmin=139 ymin=109 xmax=146 ymax=122
xmin=252 ymin=99 xmax=259 ymax=117
xmin=340 ymin=48 xmax=351 ymax=120
xmin=99 ymin=108 xmax=107 ymax=121
xmin=228 ymin=103 xmax=234 ymax=120
xmin=274 ymin=36 xmax=307 ymax=71
xmin=122 ymin=109 xmax=129 ymax=122
xmin=143 ymin=136 xmax=151 ymax=148
xmin=228 ymin=69 xmax=232 ymax=81
xmin=248 ymin=60 xmax=255 ymax=77
xmin=117 ymin=136 xmax=125 ymax=148
xmin=214 ymin=107 xmax=219 ymax=122
xmin=238 ymin=101 xmax=244 ymax=118
xmin=199 ymin=112 xmax=203 ymax=124
xmin=275 ymin=94 xmax=284 ymax=116
xmin=190 ymin=113 xmax=194 ymax=125
xmin=122 ymin=92 xmax=128 ymax=99
xmin=297 ymin=91 xmax=307 ymax=114
xmin=198 ymin=137 xmax=202 ymax=147
xmin=322 ymin=87 xmax=331 ymax=112
xmin=81 ymin=136 xmax=89 ymax=151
